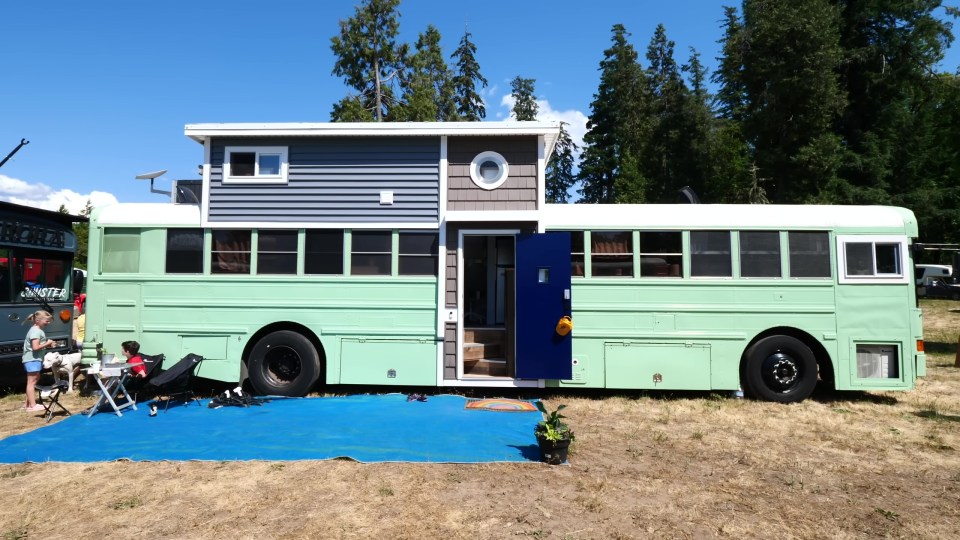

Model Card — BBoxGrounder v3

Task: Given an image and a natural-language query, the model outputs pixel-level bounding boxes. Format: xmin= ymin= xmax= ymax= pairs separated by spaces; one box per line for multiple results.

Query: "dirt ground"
xmin=0 ymin=300 xmax=958 ymax=539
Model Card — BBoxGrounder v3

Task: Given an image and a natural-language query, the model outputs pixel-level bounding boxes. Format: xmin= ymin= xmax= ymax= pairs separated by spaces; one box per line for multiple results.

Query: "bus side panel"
xmin=556 ymin=280 xmax=838 ymax=391
xmin=834 ymin=284 xmax=915 ymax=390
xmin=340 ymin=338 xmax=437 ymax=386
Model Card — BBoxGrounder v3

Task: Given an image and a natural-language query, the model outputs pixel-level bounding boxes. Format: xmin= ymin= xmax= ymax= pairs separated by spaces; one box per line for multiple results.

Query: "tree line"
xmin=334 ymin=0 xmax=958 ymax=242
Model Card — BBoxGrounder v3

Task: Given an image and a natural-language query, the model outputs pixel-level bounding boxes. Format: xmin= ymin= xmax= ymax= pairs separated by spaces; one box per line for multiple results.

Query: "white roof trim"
xmin=185 ymin=121 xmax=559 ymax=143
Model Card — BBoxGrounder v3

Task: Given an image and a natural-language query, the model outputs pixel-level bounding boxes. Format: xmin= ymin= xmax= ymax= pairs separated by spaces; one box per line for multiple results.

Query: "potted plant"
xmin=534 ymin=401 xmax=574 ymax=464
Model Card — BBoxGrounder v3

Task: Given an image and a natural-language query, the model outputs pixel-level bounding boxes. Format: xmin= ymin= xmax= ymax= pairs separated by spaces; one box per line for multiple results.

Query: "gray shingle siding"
xmin=447 ymin=136 xmax=538 ymax=211
xmin=208 ymin=137 xmax=440 ymax=223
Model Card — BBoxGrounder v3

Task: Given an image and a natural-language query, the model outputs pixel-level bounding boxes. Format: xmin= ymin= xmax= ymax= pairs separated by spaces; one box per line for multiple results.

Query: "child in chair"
xmin=121 ymin=340 xmax=146 ymax=378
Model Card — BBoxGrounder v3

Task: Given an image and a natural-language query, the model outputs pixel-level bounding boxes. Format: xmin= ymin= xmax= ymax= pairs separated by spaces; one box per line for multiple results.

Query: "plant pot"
xmin=536 ymin=433 xmax=572 ymax=465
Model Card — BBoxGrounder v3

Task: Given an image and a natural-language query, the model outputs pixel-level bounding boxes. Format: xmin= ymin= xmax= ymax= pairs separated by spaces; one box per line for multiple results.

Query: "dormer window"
xmin=224 ymin=146 xmax=288 ymax=183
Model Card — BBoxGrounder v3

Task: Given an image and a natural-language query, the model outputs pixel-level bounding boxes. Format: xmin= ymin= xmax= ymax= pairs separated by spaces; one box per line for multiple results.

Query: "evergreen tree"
xmin=393 ymin=25 xmax=458 ymax=121
xmin=713 ymin=6 xmax=748 ymax=122
xmin=330 ymin=0 xmax=406 ymax=121
xmin=546 ymin=123 xmax=578 ymax=203
xmin=451 ymin=30 xmax=488 ymax=121
xmin=510 ymin=76 xmax=538 ymax=121
xmin=578 ymin=24 xmax=650 ymax=203
xmin=738 ymin=0 xmax=846 ymax=203
xmin=827 ymin=0 xmax=955 ymax=209
xmin=643 ymin=24 xmax=695 ymax=202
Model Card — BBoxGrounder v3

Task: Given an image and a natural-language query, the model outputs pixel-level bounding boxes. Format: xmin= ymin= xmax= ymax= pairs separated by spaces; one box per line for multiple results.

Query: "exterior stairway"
xmin=463 ymin=327 xmax=507 ymax=377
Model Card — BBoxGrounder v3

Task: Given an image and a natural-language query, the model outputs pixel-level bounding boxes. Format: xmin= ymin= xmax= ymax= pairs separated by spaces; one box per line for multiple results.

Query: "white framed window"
xmin=836 ymin=235 xmax=909 ymax=284
xmin=469 ymin=151 xmax=509 ymax=190
xmin=224 ymin=146 xmax=288 ymax=184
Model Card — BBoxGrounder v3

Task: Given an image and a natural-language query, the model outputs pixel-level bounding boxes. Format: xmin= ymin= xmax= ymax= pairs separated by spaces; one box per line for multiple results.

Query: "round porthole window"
xmin=469 ymin=151 xmax=509 ymax=190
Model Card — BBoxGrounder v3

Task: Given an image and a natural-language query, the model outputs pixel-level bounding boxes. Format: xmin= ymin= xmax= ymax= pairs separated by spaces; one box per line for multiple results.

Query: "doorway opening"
xmin=461 ymin=234 xmax=515 ymax=378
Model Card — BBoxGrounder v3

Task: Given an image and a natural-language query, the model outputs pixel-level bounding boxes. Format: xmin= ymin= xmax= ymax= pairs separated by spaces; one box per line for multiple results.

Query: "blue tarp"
xmin=0 ymin=394 xmax=543 ymax=463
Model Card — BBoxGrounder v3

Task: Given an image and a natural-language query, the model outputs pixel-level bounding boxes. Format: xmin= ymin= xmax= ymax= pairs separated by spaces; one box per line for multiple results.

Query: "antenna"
xmin=135 ymin=169 xmax=171 ymax=196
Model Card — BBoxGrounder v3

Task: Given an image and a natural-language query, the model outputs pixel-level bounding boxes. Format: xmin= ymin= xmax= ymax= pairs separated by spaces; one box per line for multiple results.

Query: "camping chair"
xmin=123 ymin=353 xmax=166 ymax=402
xmin=35 ymin=380 xmax=71 ymax=422
xmin=144 ymin=353 xmax=203 ymax=412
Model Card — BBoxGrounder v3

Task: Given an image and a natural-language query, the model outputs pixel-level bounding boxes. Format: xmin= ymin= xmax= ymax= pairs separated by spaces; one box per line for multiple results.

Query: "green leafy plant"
xmin=535 ymin=402 xmax=574 ymax=442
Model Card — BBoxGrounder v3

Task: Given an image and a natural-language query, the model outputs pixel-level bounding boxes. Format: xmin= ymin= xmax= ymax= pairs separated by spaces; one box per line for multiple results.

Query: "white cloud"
xmin=0 ymin=174 xmax=118 ymax=214
xmin=498 ymin=94 xmax=589 ymax=155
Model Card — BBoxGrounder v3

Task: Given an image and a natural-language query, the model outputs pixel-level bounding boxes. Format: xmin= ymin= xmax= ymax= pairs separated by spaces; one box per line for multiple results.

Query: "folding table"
xmin=85 ymin=363 xmax=138 ymax=417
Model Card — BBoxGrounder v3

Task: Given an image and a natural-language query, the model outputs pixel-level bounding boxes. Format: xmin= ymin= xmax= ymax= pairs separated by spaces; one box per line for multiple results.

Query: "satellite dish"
xmin=135 ymin=169 xmax=168 ymax=180
xmin=135 ymin=169 xmax=171 ymax=196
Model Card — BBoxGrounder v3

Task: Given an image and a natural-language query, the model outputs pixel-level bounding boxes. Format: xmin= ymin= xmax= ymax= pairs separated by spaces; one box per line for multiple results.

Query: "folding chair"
xmin=36 ymin=380 xmax=71 ymax=422
xmin=123 ymin=353 xmax=166 ymax=402
xmin=145 ymin=353 xmax=203 ymax=412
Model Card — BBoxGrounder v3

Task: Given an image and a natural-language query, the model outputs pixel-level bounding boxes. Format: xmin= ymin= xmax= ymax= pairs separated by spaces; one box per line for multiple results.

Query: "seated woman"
xmin=121 ymin=340 xmax=147 ymax=378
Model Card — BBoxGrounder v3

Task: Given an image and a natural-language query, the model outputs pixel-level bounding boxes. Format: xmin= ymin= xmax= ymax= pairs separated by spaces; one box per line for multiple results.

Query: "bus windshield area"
xmin=0 ymin=249 xmax=72 ymax=304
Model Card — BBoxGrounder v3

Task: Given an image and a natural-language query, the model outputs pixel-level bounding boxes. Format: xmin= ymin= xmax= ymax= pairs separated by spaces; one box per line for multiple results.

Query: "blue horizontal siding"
xmin=208 ymin=137 xmax=440 ymax=223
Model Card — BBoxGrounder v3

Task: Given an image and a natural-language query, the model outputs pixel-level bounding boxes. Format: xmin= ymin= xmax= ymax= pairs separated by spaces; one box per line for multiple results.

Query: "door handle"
xmin=8 ymin=313 xmax=20 ymax=322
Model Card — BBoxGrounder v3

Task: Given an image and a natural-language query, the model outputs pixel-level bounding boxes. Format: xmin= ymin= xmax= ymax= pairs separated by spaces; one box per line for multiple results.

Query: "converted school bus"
xmin=83 ymin=122 xmax=925 ymax=403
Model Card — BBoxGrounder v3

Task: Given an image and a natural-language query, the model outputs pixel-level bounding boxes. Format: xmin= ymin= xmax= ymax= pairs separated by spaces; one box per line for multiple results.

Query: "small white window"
xmin=224 ymin=146 xmax=288 ymax=184
xmin=837 ymin=235 xmax=909 ymax=284
xmin=469 ymin=151 xmax=509 ymax=190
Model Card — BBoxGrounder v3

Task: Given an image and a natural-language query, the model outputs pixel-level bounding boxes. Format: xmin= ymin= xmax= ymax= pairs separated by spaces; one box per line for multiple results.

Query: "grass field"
xmin=0 ymin=300 xmax=958 ymax=539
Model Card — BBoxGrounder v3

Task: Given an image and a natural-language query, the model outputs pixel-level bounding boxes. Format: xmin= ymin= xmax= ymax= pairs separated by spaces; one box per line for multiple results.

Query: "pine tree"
xmin=713 ymin=6 xmax=748 ymax=122
xmin=393 ymin=25 xmax=458 ymax=122
xmin=510 ymin=76 xmax=538 ymax=121
xmin=643 ymin=24 xmax=694 ymax=202
xmin=578 ymin=24 xmax=650 ymax=203
xmin=451 ymin=30 xmax=488 ymax=121
xmin=546 ymin=123 xmax=578 ymax=203
xmin=330 ymin=0 xmax=406 ymax=122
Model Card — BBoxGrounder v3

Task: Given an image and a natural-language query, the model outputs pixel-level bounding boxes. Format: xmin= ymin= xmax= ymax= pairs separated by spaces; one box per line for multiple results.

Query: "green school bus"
xmin=82 ymin=122 xmax=924 ymax=402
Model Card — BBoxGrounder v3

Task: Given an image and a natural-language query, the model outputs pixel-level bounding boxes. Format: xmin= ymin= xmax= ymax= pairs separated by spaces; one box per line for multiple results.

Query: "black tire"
xmin=247 ymin=331 xmax=321 ymax=397
xmin=742 ymin=335 xmax=817 ymax=403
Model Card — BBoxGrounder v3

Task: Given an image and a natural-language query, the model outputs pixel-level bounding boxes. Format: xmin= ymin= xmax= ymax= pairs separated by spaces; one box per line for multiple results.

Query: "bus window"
xmin=0 ymin=250 xmax=10 ymax=302
xmin=591 ymin=231 xmax=633 ymax=277
xmin=570 ymin=232 xmax=584 ymax=277
xmin=639 ymin=231 xmax=682 ymax=277
xmin=788 ymin=232 xmax=831 ymax=278
xmin=211 ymin=230 xmax=251 ymax=274
xmin=351 ymin=231 xmax=391 ymax=276
xmin=11 ymin=253 xmax=70 ymax=302
xmin=257 ymin=230 xmax=297 ymax=275
xmin=305 ymin=230 xmax=344 ymax=275
xmin=166 ymin=228 xmax=204 ymax=274
xmin=691 ymin=231 xmax=732 ymax=277
xmin=102 ymin=229 xmax=141 ymax=273
xmin=740 ymin=231 xmax=781 ymax=278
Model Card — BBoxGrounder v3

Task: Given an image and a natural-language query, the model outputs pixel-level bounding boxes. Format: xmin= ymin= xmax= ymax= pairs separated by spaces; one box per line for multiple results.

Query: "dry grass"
xmin=1 ymin=301 xmax=959 ymax=539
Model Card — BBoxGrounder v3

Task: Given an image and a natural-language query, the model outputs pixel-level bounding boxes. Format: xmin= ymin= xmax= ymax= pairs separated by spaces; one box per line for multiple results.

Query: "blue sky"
xmin=1 ymin=0 xmax=958 ymax=213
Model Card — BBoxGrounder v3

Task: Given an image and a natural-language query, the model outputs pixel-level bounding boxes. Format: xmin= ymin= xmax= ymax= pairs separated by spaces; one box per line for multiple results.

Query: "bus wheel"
xmin=743 ymin=335 xmax=817 ymax=403
xmin=247 ymin=331 xmax=320 ymax=397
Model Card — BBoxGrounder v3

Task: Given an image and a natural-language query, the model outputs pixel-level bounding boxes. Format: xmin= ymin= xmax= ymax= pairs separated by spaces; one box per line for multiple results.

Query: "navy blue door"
xmin=514 ymin=232 xmax=572 ymax=380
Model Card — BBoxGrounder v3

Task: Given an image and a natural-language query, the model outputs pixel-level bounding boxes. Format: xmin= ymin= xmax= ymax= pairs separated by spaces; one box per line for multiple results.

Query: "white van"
xmin=916 ymin=264 xmax=953 ymax=290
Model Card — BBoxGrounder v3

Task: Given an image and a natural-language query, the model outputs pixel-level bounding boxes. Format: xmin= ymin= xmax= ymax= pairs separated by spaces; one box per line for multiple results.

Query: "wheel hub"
xmin=265 ymin=346 xmax=301 ymax=383
xmin=765 ymin=352 xmax=799 ymax=388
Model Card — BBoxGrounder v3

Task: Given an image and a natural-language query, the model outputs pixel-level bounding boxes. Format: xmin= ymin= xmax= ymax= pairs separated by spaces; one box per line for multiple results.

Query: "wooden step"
xmin=463 ymin=341 xmax=503 ymax=360
xmin=464 ymin=358 xmax=508 ymax=377
xmin=464 ymin=327 xmax=505 ymax=344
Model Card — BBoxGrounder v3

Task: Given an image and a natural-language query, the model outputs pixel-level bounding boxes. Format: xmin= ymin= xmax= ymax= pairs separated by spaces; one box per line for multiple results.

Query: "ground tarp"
xmin=0 ymin=394 xmax=543 ymax=463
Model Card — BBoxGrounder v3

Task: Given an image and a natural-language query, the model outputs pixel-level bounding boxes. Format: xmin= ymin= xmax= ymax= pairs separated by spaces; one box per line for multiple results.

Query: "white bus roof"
xmin=542 ymin=204 xmax=917 ymax=233
xmin=95 ymin=203 xmax=202 ymax=226
xmin=94 ymin=202 xmax=917 ymax=235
